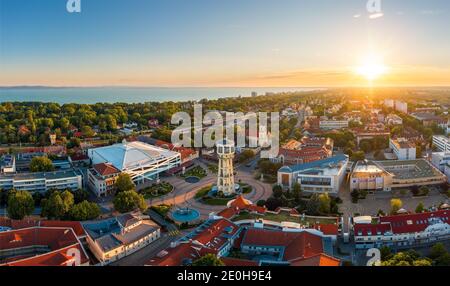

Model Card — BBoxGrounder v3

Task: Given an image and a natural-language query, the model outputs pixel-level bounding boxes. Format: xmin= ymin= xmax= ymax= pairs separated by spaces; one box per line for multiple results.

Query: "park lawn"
xmin=240 ymin=183 xmax=252 ymax=194
xmin=150 ymin=204 xmax=172 ymax=217
xmin=141 ymin=182 xmax=174 ymax=199
xmin=182 ymin=166 xmax=207 ymax=179
xmin=195 ymin=185 xmax=213 ymax=199
xmin=207 ymin=164 xmax=218 ymax=173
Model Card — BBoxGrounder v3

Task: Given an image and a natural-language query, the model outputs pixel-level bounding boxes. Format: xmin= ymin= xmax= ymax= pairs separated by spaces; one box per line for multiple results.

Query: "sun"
xmin=355 ymin=53 xmax=389 ymax=82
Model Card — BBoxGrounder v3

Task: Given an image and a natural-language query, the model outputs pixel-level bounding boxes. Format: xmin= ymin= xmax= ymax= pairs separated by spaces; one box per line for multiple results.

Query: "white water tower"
xmin=216 ymin=139 xmax=236 ymax=196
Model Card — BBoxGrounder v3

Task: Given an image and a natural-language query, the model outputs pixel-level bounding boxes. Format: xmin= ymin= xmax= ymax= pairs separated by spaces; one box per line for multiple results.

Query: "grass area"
xmin=181 ymin=166 xmax=207 ymax=179
xmin=150 ymin=204 xmax=172 ymax=217
xmin=207 ymin=164 xmax=218 ymax=174
xmin=240 ymin=183 xmax=252 ymax=194
xmin=140 ymin=182 xmax=174 ymax=199
xmin=231 ymin=211 xmax=338 ymax=225
xmin=195 ymin=185 xmax=213 ymax=199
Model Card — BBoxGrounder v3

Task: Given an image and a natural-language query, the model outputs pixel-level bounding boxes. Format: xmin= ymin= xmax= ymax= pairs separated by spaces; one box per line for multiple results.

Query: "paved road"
xmin=147 ymin=159 xmax=272 ymax=218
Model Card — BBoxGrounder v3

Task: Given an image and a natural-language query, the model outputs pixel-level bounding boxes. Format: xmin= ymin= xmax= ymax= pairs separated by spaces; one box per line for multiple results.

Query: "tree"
xmin=256 ymin=200 xmax=266 ymax=207
xmin=350 ymin=151 xmax=365 ymax=162
xmin=71 ymin=189 xmax=89 ymax=204
xmin=265 ymin=197 xmax=282 ymax=211
xmin=81 ymin=125 xmax=95 ymax=137
xmin=41 ymin=191 xmax=74 ymax=219
xmin=272 ymin=184 xmax=283 ymax=198
xmin=69 ymin=201 xmax=101 ymax=221
xmin=238 ymin=149 xmax=255 ymax=163
xmin=390 ymin=198 xmax=403 ymax=214
xmin=60 ymin=190 xmax=75 ymax=214
xmin=381 ymin=251 xmax=431 ymax=266
xmin=115 ymin=173 xmax=135 ymax=193
xmin=306 ymin=195 xmax=320 ymax=215
xmin=30 ymin=156 xmax=54 ymax=172
xmin=192 ymin=254 xmax=225 ymax=266
xmin=415 ymin=202 xmax=425 ymax=213
xmin=7 ymin=190 xmax=35 ymax=220
xmin=318 ymin=193 xmax=331 ymax=214
xmin=113 ymin=190 xmax=147 ymax=213
xmin=429 ymin=243 xmax=447 ymax=260
xmin=380 ymin=246 xmax=393 ymax=261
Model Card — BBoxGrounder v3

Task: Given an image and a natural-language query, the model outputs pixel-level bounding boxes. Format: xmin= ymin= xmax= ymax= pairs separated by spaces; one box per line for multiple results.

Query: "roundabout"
xmin=147 ymin=160 xmax=273 ymax=220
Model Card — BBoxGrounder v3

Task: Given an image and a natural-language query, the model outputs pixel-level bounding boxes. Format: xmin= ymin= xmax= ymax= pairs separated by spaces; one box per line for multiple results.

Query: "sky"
xmin=0 ymin=0 xmax=449 ymax=87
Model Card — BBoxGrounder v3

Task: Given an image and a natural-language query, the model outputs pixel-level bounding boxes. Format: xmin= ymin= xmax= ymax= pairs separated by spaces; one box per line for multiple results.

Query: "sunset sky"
xmin=1 ymin=0 xmax=449 ymax=87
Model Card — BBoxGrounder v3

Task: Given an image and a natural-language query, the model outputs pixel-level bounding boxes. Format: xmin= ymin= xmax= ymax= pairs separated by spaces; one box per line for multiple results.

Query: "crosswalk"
xmin=168 ymin=230 xmax=181 ymax=237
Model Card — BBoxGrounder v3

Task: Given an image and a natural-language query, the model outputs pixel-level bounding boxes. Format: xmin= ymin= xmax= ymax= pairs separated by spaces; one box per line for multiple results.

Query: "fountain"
xmin=171 ymin=207 xmax=200 ymax=223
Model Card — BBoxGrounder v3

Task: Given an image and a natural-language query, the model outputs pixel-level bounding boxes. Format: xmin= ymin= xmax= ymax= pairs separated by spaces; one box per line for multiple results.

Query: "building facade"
xmin=389 ymin=138 xmax=416 ymax=160
xmin=433 ymin=135 xmax=450 ymax=152
xmin=0 ymin=169 xmax=83 ymax=193
xmin=83 ymin=212 xmax=161 ymax=265
xmin=88 ymin=141 xmax=181 ymax=186
xmin=277 ymin=154 xmax=349 ymax=195
xmin=319 ymin=120 xmax=349 ymax=130
xmin=353 ymin=210 xmax=450 ymax=249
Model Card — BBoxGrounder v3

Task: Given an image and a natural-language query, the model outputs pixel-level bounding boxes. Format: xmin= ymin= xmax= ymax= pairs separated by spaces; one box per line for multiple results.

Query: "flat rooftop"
xmin=0 ymin=169 xmax=82 ymax=181
xmin=375 ymin=159 xmax=444 ymax=180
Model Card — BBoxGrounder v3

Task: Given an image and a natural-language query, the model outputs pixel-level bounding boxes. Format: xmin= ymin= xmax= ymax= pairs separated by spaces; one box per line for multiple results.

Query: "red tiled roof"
xmin=0 ymin=219 xmax=86 ymax=238
xmin=5 ymin=244 xmax=89 ymax=266
xmin=93 ymin=163 xmax=121 ymax=176
xmin=146 ymin=218 xmax=239 ymax=266
xmin=353 ymin=223 xmax=392 ymax=236
xmin=39 ymin=221 xmax=86 ymax=237
xmin=0 ymin=227 xmax=89 ymax=266
xmin=70 ymin=153 xmax=89 ymax=161
xmin=221 ymin=257 xmax=259 ymax=266
xmin=146 ymin=243 xmax=199 ymax=266
xmin=229 ymin=196 xmax=252 ymax=209
xmin=380 ymin=210 xmax=450 ymax=234
xmin=241 ymin=228 xmax=325 ymax=261
xmin=313 ymin=224 xmax=339 ymax=236
xmin=290 ymin=253 xmax=340 ymax=266
xmin=193 ymin=219 xmax=239 ymax=251
xmin=217 ymin=207 xmax=239 ymax=219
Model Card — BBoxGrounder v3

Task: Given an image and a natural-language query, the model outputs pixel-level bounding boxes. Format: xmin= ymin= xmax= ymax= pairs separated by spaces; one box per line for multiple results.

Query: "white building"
xmin=278 ymin=154 xmax=349 ymax=195
xmin=432 ymin=135 xmax=450 ymax=152
xmin=83 ymin=212 xmax=161 ymax=265
xmin=0 ymin=169 xmax=83 ymax=193
xmin=319 ymin=119 xmax=349 ymax=130
xmin=383 ymin=99 xmax=394 ymax=108
xmin=353 ymin=210 xmax=450 ymax=249
xmin=350 ymin=161 xmax=392 ymax=192
xmin=395 ymin=100 xmax=408 ymax=114
xmin=431 ymin=152 xmax=450 ymax=183
xmin=88 ymin=141 xmax=181 ymax=186
xmin=389 ymin=138 xmax=416 ymax=160
xmin=0 ymin=155 xmax=16 ymax=174
xmin=385 ymin=114 xmax=403 ymax=125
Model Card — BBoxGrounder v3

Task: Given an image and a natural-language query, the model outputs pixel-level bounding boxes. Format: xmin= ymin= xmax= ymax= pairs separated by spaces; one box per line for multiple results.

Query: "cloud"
xmin=353 ymin=14 xmax=361 ymax=18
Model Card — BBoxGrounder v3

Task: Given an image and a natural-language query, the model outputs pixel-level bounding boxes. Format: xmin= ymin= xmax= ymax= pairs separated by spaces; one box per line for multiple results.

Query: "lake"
xmin=0 ymin=87 xmax=324 ymax=104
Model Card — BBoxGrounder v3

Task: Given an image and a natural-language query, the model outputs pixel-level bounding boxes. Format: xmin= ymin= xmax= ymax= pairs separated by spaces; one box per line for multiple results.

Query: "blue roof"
xmin=279 ymin=154 xmax=349 ymax=174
